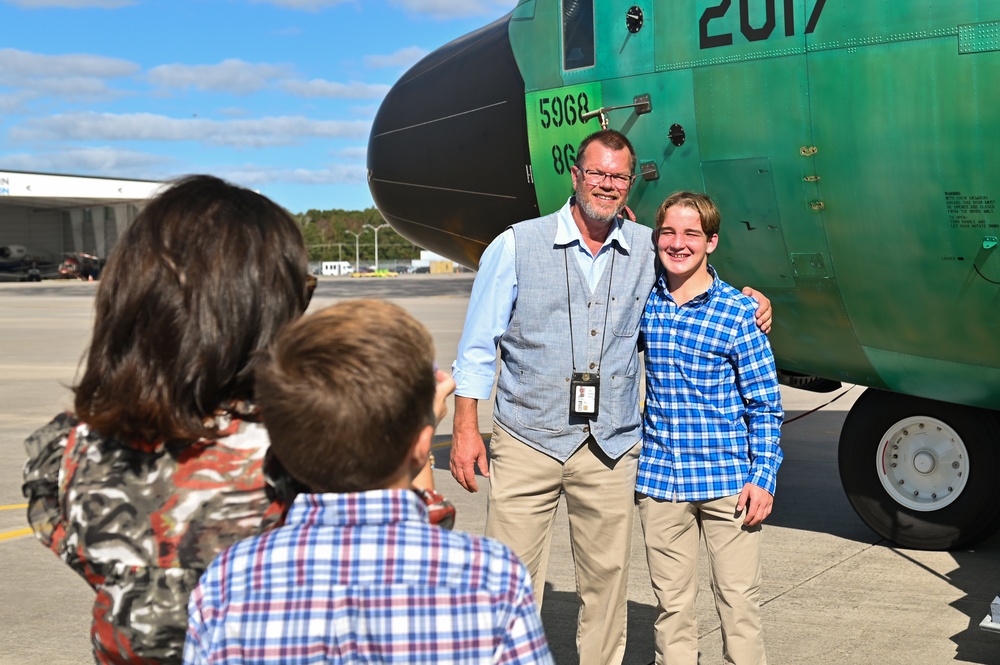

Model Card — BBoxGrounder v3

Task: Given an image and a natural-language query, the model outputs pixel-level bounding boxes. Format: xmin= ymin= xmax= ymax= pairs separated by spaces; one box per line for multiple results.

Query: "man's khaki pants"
xmin=638 ymin=493 xmax=767 ymax=665
xmin=485 ymin=425 xmax=639 ymax=665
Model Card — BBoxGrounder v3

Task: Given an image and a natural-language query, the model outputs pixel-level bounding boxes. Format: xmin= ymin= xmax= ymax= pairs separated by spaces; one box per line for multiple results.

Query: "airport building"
xmin=0 ymin=170 xmax=164 ymax=276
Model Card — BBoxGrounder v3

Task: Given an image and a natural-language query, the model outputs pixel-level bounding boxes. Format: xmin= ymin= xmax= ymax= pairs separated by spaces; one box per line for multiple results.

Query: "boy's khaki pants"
xmin=638 ymin=493 xmax=767 ymax=665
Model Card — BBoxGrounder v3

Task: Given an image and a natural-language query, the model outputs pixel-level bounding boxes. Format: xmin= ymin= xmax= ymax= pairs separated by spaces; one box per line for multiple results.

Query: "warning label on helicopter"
xmin=945 ymin=192 xmax=997 ymax=229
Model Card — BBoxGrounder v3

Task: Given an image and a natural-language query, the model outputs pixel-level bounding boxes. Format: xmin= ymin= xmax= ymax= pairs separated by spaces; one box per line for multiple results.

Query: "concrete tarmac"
xmin=0 ymin=275 xmax=997 ymax=664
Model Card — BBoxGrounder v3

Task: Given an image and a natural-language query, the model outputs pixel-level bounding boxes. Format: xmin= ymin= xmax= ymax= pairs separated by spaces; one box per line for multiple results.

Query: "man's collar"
xmin=554 ymin=196 xmax=631 ymax=253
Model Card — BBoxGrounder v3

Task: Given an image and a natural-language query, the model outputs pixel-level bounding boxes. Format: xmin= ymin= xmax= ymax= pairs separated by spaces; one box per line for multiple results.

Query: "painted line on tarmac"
xmin=0 ymin=527 xmax=32 ymax=542
xmin=430 ymin=433 xmax=490 ymax=451
xmin=0 ymin=503 xmax=27 ymax=511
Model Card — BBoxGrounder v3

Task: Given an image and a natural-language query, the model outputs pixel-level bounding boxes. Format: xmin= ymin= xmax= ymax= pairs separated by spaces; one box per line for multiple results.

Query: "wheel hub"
xmin=877 ymin=416 xmax=968 ymax=512
xmin=912 ymin=450 xmax=936 ymax=474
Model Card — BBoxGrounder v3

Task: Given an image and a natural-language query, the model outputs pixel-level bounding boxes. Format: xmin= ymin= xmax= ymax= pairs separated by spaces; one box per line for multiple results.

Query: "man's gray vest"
xmin=493 ymin=210 xmax=657 ymax=462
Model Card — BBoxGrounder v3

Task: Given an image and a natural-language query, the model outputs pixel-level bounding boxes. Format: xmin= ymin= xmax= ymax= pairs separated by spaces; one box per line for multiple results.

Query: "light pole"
xmin=363 ymin=223 xmax=390 ymax=271
xmin=344 ymin=228 xmax=365 ymax=273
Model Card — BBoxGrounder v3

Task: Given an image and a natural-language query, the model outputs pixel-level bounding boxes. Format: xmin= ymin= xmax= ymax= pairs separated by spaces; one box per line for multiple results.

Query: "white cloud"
xmin=279 ymin=79 xmax=389 ymax=99
xmin=145 ymin=60 xmax=388 ymax=100
xmin=0 ymin=48 xmax=137 ymax=82
xmin=388 ymin=0 xmax=512 ymax=20
xmin=4 ymin=0 xmax=136 ymax=7
xmin=0 ymin=147 xmax=170 ymax=174
xmin=350 ymin=104 xmax=380 ymax=117
xmin=332 ymin=146 xmax=367 ymax=161
xmin=248 ymin=0 xmax=355 ymax=10
xmin=27 ymin=77 xmax=125 ymax=98
xmin=148 ymin=59 xmax=293 ymax=95
xmin=0 ymin=49 xmax=137 ymax=101
xmin=0 ymin=91 xmax=37 ymax=114
xmin=10 ymin=112 xmax=372 ymax=147
xmin=219 ymin=163 xmax=367 ymax=186
xmin=218 ymin=107 xmax=252 ymax=118
xmin=0 ymin=148 xmax=368 ymax=190
xmin=364 ymin=46 xmax=429 ymax=69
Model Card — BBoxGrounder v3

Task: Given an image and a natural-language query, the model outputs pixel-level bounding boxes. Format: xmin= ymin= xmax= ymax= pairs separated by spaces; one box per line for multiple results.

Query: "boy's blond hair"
xmin=655 ymin=191 xmax=721 ymax=237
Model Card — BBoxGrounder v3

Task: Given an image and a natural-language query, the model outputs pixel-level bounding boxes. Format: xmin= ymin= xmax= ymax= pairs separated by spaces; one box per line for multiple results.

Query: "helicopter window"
xmin=563 ymin=0 xmax=595 ymax=70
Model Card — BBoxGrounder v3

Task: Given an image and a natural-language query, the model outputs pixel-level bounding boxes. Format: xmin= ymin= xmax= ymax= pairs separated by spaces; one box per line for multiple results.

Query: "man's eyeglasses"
xmin=576 ymin=167 xmax=635 ymax=189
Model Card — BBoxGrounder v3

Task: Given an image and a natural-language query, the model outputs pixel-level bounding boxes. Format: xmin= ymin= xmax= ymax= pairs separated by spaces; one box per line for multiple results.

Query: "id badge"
xmin=570 ymin=372 xmax=600 ymax=417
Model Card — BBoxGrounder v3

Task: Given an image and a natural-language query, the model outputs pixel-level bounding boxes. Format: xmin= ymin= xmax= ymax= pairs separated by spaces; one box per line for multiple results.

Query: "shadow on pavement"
xmin=765 ymin=408 xmax=876 ymax=543
xmin=540 ymin=584 xmax=657 ymax=665
xmin=945 ymin=535 xmax=1000 ymax=663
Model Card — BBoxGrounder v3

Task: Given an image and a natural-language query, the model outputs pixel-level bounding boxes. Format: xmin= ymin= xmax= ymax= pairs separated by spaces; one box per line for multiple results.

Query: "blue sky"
xmin=0 ymin=0 xmax=514 ymax=213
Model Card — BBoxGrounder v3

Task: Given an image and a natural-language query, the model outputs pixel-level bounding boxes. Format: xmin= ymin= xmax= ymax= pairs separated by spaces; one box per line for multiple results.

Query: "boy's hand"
xmin=737 ymin=482 xmax=773 ymax=527
xmin=741 ymin=287 xmax=772 ymax=334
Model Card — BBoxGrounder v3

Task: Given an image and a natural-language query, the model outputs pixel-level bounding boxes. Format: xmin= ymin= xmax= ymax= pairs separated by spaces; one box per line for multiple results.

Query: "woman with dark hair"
xmin=21 ymin=175 xmax=312 ymax=665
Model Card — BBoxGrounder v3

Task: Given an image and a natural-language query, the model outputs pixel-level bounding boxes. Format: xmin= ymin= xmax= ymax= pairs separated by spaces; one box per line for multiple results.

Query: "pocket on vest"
xmin=611 ymin=294 xmax=644 ymax=337
xmin=605 ymin=371 xmax=642 ymax=436
xmin=511 ymin=370 xmax=567 ymax=434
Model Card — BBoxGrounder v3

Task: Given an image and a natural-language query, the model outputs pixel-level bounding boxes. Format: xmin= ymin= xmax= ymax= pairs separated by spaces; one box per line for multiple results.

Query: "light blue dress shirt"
xmin=452 ymin=198 xmax=631 ymax=400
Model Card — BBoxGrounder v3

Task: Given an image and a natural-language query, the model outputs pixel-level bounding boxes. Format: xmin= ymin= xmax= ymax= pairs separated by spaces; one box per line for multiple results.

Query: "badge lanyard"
xmin=565 ymin=243 xmax=616 ymax=417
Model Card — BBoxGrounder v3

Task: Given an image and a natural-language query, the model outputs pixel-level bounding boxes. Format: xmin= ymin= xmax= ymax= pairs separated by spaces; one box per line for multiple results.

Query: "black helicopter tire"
xmin=838 ymin=389 xmax=1000 ymax=550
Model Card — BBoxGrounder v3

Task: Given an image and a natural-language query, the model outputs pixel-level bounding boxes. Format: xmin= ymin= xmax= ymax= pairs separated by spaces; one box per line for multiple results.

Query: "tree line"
xmin=292 ymin=207 xmax=421 ymax=263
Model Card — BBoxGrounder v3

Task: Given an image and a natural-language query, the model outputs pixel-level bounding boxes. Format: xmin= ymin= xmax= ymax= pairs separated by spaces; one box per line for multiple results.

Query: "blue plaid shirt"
xmin=184 ymin=490 xmax=552 ymax=665
xmin=637 ymin=267 xmax=783 ymax=502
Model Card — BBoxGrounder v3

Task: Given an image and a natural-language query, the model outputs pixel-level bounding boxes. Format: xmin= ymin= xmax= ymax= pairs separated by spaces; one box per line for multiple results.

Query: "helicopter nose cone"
xmin=367 ymin=13 xmax=538 ymax=268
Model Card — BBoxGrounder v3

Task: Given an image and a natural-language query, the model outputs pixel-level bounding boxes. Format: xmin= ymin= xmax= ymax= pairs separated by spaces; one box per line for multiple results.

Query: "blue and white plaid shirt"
xmin=637 ymin=267 xmax=783 ymax=502
xmin=184 ymin=489 xmax=552 ymax=665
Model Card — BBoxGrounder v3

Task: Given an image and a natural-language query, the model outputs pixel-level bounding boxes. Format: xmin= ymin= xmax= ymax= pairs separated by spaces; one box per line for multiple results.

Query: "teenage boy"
xmin=638 ymin=192 xmax=783 ymax=665
xmin=183 ymin=299 xmax=553 ymax=665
